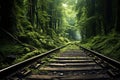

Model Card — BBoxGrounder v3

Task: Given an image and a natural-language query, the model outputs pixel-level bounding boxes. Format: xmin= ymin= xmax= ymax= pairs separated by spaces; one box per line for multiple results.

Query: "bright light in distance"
xmin=62 ymin=3 xmax=68 ymax=8
xmin=75 ymin=0 xmax=78 ymax=3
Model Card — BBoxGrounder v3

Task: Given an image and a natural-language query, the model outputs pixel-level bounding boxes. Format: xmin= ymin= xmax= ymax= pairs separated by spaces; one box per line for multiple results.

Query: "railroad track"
xmin=0 ymin=44 xmax=120 ymax=80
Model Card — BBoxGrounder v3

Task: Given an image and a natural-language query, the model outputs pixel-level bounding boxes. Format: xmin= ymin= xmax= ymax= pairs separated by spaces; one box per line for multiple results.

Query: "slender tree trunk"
xmin=103 ymin=0 xmax=112 ymax=34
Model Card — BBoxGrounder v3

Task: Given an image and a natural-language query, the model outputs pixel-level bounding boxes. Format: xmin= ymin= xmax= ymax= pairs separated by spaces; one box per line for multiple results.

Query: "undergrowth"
xmin=0 ymin=35 xmax=69 ymax=69
xmin=81 ymin=33 xmax=120 ymax=61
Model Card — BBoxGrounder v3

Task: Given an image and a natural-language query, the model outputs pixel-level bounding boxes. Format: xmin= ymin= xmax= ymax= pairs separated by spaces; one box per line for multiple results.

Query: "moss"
xmin=0 ymin=0 xmax=70 ymax=69
xmin=61 ymin=44 xmax=80 ymax=52
xmin=82 ymin=34 xmax=120 ymax=61
xmin=18 ymin=30 xmax=68 ymax=50
xmin=0 ymin=42 xmax=33 ymax=69
xmin=24 ymin=47 xmax=31 ymax=52
xmin=14 ymin=49 xmax=46 ymax=62
xmin=0 ymin=44 xmax=24 ymax=56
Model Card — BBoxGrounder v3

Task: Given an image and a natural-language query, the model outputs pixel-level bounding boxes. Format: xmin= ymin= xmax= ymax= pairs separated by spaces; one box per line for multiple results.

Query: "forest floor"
xmin=81 ymin=33 xmax=120 ymax=61
xmin=0 ymin=36 xmax=69 ymax=69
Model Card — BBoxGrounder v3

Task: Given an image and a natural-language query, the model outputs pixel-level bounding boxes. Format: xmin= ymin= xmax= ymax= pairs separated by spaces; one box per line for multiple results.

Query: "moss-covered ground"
xmin=81 ymin=33 xmax=120 ymax=61
xmin=0 ymin=34 xmax=69 ymax=69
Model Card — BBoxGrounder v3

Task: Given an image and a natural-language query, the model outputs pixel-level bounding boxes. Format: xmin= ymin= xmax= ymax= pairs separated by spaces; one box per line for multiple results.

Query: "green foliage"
xmin=38 ymin=11 xmax=50 ymax=25
xmin=0 ymin=44 xmax=24 ymax=56
xmin=15 ymin=49 xmax=46 ymax=62
xmin=76 ymin=0 xmax=120 ymax=62
xmin=15 ymin=0 xmax=33 ymax=35
xmin=82 ymin=34 xmax=120 ymax=61
xmin=0 ymin=42 xmax=33 ymax=69
xmin=60 ymin=0 xmax=78 ymax=40
xmin=24 ymin=47 xmax=31 ymax=52
xmin=0 ymin=0 xmax=74 ymax=69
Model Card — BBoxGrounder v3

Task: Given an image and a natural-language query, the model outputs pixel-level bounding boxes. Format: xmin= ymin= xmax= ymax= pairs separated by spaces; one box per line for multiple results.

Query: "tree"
xmin=76 ymin=0 xmax=120 ymax=42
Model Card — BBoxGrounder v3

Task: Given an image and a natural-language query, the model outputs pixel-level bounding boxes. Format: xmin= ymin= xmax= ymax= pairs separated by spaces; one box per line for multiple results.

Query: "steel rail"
xmin=0 ymin=43 xmax=69 ymax=79
xmin=80 ymin=46 xmax=120 ymax=69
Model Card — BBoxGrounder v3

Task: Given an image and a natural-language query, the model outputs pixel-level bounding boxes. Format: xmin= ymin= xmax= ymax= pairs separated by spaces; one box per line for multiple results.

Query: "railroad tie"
xmin=26 ymin=50 xmax=110 ymax=80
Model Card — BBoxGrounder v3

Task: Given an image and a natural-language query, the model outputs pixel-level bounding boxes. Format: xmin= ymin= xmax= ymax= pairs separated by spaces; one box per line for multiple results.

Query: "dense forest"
xmin=0 ymin=0 xmax=120 ymax=69
xmin=76 ymin=0 xmax=120 ymax=61
xmin=0 ymin=0 xmax=70 ymax=69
